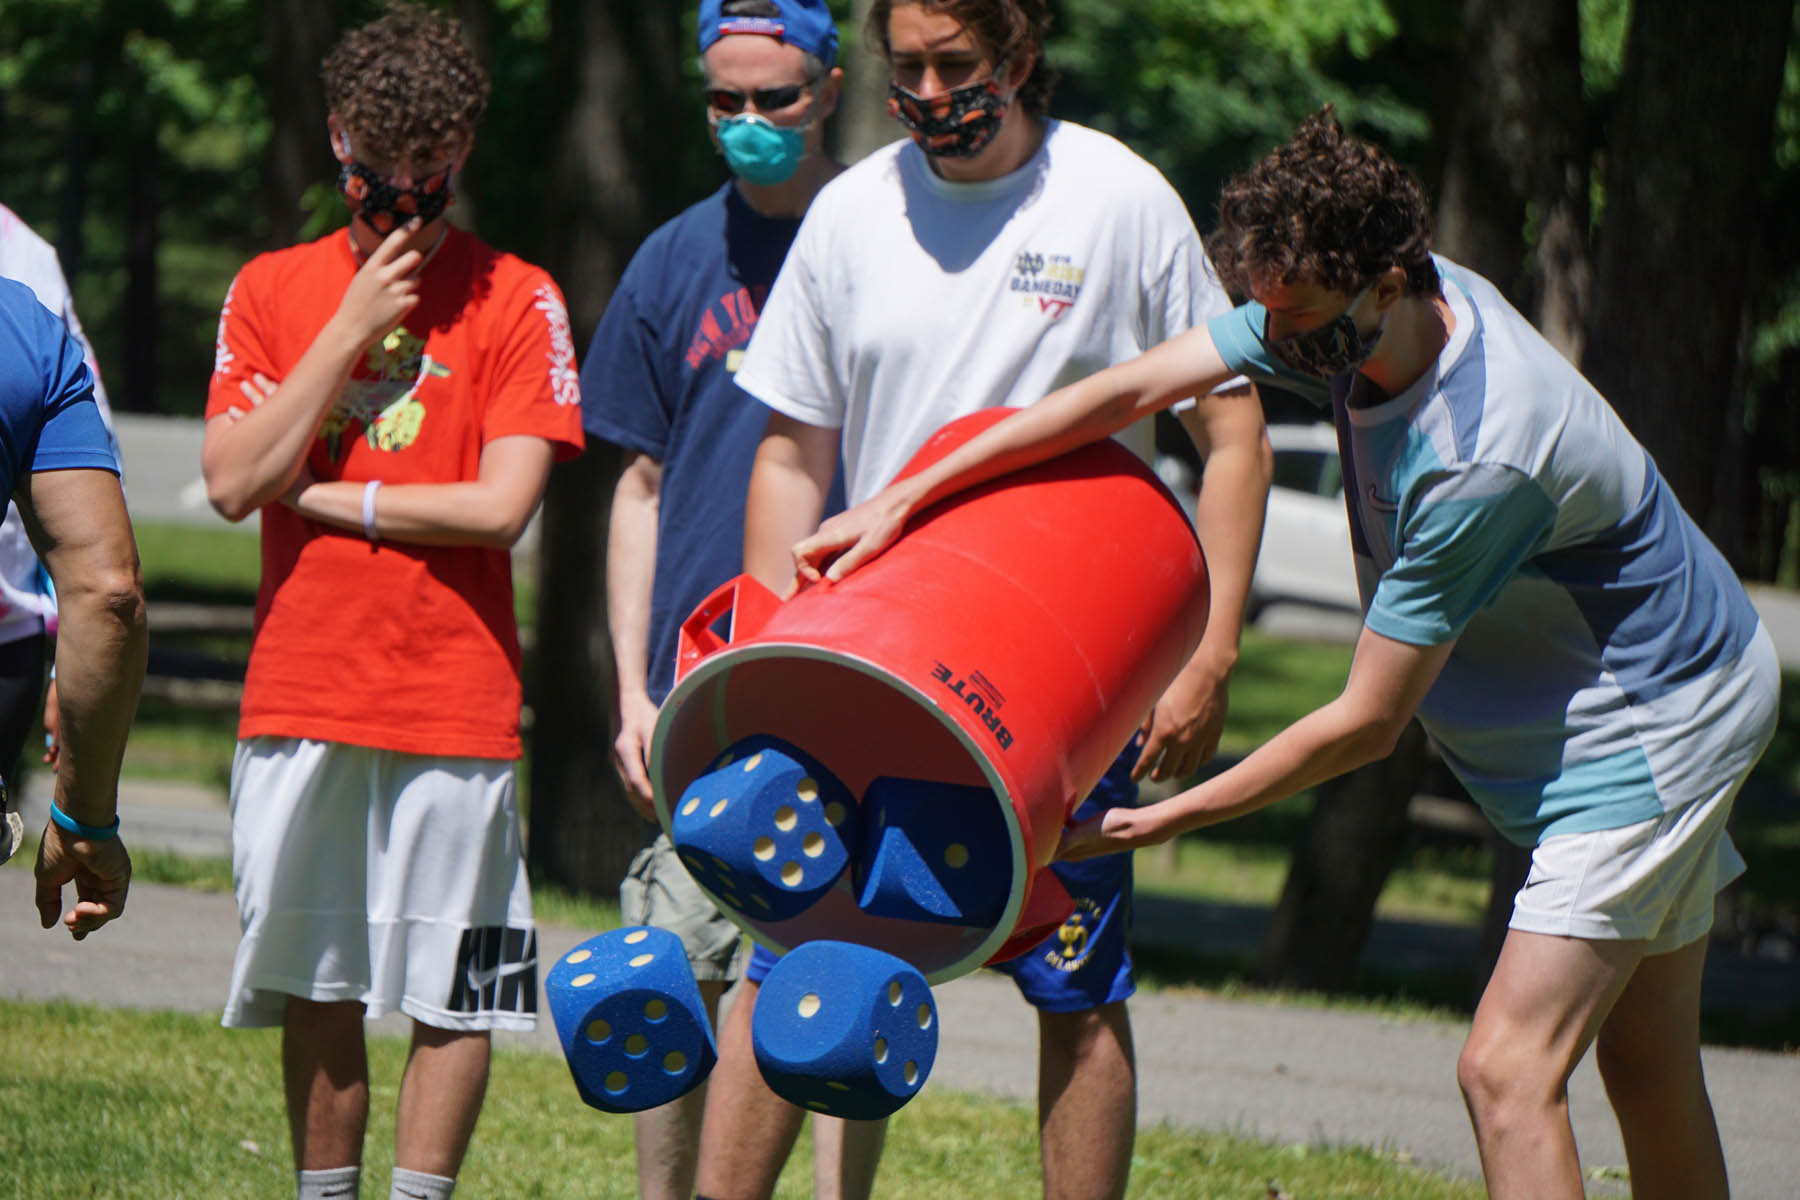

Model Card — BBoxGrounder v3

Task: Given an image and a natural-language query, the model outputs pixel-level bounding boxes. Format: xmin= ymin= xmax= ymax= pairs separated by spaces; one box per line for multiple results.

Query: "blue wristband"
xmin=49 ymin=800 xmax=120 ymax=841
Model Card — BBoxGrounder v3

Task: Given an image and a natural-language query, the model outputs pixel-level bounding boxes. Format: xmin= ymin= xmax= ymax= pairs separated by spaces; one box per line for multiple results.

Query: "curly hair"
xmin=866 ymin=0 xmax=1058 ymax=118
xmin=322 ymin=2 xmax=490 ymax=168
xmin=1208 ymin=107 xmax=1439 ymax=301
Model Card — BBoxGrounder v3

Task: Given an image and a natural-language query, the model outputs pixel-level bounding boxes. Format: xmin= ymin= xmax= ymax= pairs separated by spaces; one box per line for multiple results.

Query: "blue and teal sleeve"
xmin=1365 ymin=464 xmax=1557 ymax=645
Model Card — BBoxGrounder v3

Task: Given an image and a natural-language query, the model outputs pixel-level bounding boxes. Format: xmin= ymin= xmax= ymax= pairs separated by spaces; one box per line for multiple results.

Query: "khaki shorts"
xmin=1509 ymin=773 xmax=1748 ymax=956
xmin=619 ymin=831 xmax=744 ymax=983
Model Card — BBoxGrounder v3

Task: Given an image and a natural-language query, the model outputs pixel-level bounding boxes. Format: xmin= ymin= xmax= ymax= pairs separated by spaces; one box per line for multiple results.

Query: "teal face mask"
xmin=715 ymin=113 xmax=806 ymax=186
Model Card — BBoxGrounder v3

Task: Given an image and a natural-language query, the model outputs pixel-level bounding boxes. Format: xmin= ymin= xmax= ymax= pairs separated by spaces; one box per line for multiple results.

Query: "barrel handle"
xmin=675 ymin=573 xmax=781 ymax=682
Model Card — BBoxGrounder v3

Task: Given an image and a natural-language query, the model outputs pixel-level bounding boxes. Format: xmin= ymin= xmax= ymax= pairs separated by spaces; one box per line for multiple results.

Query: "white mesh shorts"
xmin=222 ymin=737 xmax=536 ymax=1032
xmin=1509 ymin=772 xmax=1750 ymax=956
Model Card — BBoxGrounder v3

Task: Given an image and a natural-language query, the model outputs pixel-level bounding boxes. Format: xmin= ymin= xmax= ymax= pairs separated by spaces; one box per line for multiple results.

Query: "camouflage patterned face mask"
xmin=1264 ymin=283 xmax=1383 ymax=380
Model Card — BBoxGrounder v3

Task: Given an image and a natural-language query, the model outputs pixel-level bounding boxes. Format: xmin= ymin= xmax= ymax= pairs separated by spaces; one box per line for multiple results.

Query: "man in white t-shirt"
xmin=694 ymin=3 xmax=1270 ymax=1198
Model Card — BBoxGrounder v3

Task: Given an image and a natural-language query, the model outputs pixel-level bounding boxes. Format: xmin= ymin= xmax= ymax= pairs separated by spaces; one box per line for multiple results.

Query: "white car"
xmin=1249 ymin=422 xmax=1361 ymax=618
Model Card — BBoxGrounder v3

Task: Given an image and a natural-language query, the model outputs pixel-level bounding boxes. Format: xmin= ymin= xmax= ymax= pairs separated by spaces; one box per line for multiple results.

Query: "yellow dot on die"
xmin=750 ymin=894 xmax=771 ymax=909
xmin=807 ymin=1099 xmax=832 ymax=1112
xmin=873 ymin=1037 xmax=889 ymax=1063
xmin=753 ymin=836 xmax=776 ymax=861
xmin=887 ymin=981 xmax=903 ymax=1005
xmin=826 ymin=1081 xmax=850 ymax=1091
xmin=943 ymin=843 xmax=969 ymax=869
xmin=625 ymin=1034 xmax=648 ymax=1057
xmin=571 ymin=973 xmax=596 ymax=988
xmin=586 ymin=1018 xmax=610 ymax=1041
xmin=825 ymin=802 xmax=847 ymax=827
xmin=624 ymin=929 xmax=649 ymax=944
xmin=904 ymin=1061 xmax=919 ymax=1085
xmin=796 ymin=778 xmax=819 ymax=802
xmin=664 ymin=1051 xmax=687 ymax=1072
xmin=629 ymin=954 xmax=654 ymax=968
xmin=917 ymin=1003 xmax=933 ymax=1029
xmin=681 ymin=797 xmax=700 ymax=816
xmin=710 ymin=798 xmax=730 ymax=818
xmin=797 ymin=993 xmax=821 ymax=1018
xmin=802 ymin=833 xmax=826 ymax=858
xmin=564 ymin=949 xmax=591 ymax=965
xmin=773 ymin=806 xmax=798 ymax=831
xmin=645 ymin=999 xmax=668 ymax=1020
xmin=743 ymin=753 xmax=764 ymax=772
xmin=780 ymin=862 xmax=803 ymax=887
xmin=605 ymin=1071 xmax=628 ymax=1093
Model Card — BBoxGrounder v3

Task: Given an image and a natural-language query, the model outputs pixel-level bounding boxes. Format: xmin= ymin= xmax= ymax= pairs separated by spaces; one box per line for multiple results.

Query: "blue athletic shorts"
xmin=746 ymin=739 xmax=1140 ymax=1014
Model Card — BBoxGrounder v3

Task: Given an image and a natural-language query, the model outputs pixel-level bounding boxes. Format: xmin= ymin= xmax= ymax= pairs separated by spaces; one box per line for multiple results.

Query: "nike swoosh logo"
xmin=465 ymin=957 xmax=536 ymax=993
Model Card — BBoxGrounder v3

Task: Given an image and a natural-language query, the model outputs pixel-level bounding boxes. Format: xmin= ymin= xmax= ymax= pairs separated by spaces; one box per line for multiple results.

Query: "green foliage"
xmin=1049 ymin=0 xmax=1440 ymax=226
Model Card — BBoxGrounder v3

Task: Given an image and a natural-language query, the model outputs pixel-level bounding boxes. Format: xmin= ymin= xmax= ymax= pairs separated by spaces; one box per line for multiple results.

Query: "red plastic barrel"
xmin=649 ymin=408 xmax=1209 ymax=982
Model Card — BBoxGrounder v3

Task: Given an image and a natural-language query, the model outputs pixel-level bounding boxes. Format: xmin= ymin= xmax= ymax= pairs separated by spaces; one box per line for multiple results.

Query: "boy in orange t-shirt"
xmin=201 ymin=6 xmax=581 ymax=1198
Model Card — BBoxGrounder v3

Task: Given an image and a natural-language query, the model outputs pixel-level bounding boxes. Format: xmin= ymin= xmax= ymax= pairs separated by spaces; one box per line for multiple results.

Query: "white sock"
xmin=297 ymin=1165 xmax=361 ymax=1199
xmin=389 ymin=1166 xmax=456 ymax=1200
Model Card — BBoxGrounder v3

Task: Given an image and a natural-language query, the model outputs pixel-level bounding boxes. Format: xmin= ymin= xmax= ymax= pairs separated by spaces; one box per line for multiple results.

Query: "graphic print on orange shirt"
xmin=320 ymin=326 xmax=452 ymax=460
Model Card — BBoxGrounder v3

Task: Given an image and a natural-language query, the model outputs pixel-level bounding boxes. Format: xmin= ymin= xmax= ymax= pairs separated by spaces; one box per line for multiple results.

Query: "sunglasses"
xmin=704 ymin=80 xmax=815 ymax=116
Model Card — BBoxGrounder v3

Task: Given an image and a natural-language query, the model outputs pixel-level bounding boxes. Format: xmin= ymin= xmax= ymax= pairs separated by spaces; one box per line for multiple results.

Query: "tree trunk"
xmin=836 ymin=0 xmax=902 ymax=164
xmin=1582 ymin=0 xmax=1794 ymax=563
xmin=1253 ymin=722 xmax=1429 ymax=992
xmin=119 ymin=95 xmax=159 ymax=413
xmin=1434 ymin=0 xmax=1590 ymax=358
xmin=528 ymin=0 xmax=698 ymax=897
xmin=55 ymin=49 xmax=103 ymax=280
xmin=259 ymin=0 xmax=338 ymax=248
xmin=450 ymin=0 xmax=492 ymax=233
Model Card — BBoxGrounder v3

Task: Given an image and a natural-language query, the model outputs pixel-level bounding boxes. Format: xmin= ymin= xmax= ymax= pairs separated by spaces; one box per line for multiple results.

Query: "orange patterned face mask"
xmin=337 ymin=160 xmax=454 ymax=235
xmin=886 ymin=75 xmax=1009 ymax=159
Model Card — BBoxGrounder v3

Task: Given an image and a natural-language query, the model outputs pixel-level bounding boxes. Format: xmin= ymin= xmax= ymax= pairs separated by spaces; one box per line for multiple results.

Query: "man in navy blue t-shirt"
xmin=0 ymin=277 xmax=145 ymax=938
xmin=578 ymin=3 xmax=857 ymax=1196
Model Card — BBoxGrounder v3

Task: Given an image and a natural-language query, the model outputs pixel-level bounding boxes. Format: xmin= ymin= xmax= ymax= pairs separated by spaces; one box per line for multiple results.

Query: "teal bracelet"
xmin=49 ymin=800 xmax=120 ymax=841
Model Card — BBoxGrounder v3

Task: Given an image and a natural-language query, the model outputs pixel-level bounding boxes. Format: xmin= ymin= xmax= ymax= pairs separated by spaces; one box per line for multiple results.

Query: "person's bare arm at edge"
xmin=1061 ymin=626 xmax=1455 ymax=861
xmin=202 ymin=220 xmax=424 ymax=521
xmin=608 ymin=451 xmax=663 ymax=820
xmin=19 ymin=468 xmax=146 ymax=939
xmin=792 ymin=323 xmax=1236 ymax=583
xmin=745 ymin=411 xmax=839 ymax=596
xmin=1132 ymin=385 xmax=1271 ymax=782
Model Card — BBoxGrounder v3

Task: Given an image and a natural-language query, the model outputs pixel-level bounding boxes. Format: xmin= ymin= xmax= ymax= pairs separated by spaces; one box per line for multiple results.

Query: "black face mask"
xmin=337 ymin=159 xmax=454 ymax=235
xmin=886 ymin=75 xmax=1009 ymax=159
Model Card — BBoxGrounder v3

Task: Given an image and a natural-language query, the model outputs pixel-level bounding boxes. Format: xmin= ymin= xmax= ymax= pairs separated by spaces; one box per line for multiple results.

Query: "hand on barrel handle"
xmin=792 ymin=484 xmax=920 ymax=587
xmin=1056 ymin=804 xmax=1168 ymax=862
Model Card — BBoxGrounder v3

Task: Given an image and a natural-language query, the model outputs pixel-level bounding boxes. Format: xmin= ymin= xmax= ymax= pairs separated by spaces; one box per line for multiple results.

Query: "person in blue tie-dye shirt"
xmin=793 ymin=106 xmax=1780 ymax=1200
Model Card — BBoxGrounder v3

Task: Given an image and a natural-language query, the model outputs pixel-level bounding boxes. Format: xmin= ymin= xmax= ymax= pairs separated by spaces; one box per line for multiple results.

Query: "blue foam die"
xmin=544 ymin=927 xmax=717 ymax=1114
xmin=750 ymin=940 xmax=938 ymax=1121
xmin=670 ymin=735 xmax=859 ymax=922
xmin=853 ymin=776 xmax=1010 ymax=928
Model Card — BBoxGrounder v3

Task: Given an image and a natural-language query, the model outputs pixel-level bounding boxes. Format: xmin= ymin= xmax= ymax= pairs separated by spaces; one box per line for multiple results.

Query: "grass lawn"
xmin=0 ymin=999 xmax=1486 ymax=1199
